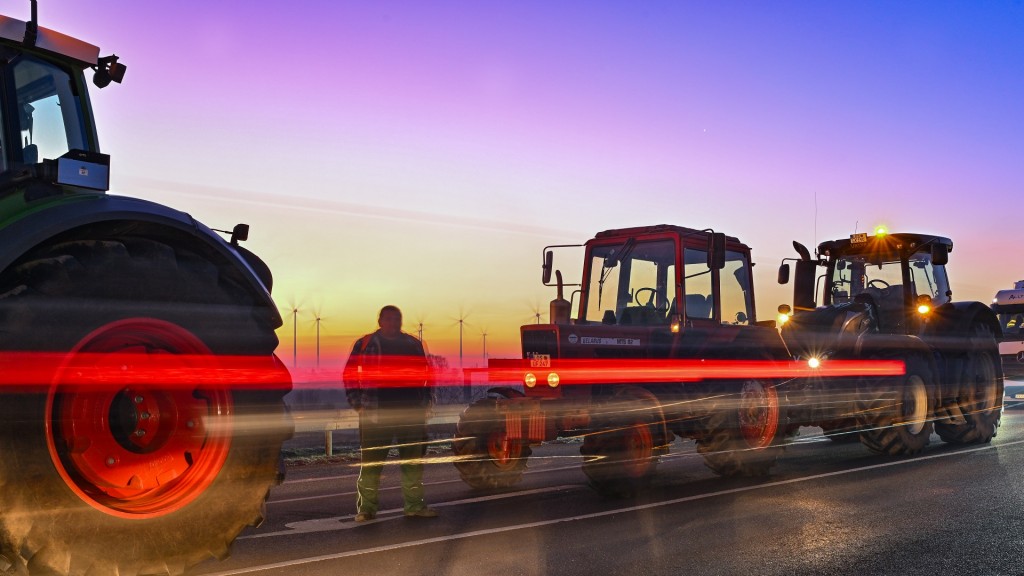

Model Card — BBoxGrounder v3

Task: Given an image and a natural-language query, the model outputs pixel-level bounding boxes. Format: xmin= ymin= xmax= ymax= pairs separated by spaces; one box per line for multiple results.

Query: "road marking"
xmin=241 ymin=484 xmax=581 ymax=539
xmin=205 ymin=438 xmax=1024 ymax=576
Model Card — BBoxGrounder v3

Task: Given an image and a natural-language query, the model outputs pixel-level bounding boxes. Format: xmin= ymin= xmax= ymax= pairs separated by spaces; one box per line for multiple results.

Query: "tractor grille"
xmin=522 ymin=329 xmax=558 ymax=359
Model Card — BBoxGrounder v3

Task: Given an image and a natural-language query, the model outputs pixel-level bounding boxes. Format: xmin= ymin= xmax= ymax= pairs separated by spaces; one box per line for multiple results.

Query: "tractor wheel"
xmin=936 ymin=325 xmax=1003 ymax=444
xmin=0 ymin=237 xmax=291 ymax=576
xmin=820 ymin=418 xmax=862 ymax=443
xmin=695 ymin=379 xmax=784 ymax=477
xmin=452 ymin=398 xmax=531 ymax=489
xmin=857 ymin=357 xmax=934 ymax=456
xmin=580 ymin=388 xmax=666 ymax=498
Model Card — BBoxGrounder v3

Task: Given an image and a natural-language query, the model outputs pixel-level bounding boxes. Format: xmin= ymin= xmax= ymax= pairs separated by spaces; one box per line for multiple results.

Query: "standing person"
xmin=343 ymin=305 xmax=438 ymax=522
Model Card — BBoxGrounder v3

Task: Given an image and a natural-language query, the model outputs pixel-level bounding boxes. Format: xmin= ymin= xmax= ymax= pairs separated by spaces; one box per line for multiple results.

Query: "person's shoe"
xmin=354 ymin=512 xmax=375 ymax=522
xmin=404 ymin=507 xmax=439 ymax=519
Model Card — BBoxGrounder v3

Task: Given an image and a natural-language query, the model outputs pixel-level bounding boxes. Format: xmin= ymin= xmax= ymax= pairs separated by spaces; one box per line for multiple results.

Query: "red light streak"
xmin=0 ymin=354 xmax=901 ymax=392
xmin=0 ymin=353 xmax=291 ymax=391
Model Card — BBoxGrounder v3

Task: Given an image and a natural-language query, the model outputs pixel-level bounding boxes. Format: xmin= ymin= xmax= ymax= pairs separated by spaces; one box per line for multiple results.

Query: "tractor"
xmin=0 ymin=5 xmax=291 ymax=575
xmin=777 ymin=229 xmax=1002 ymax=452
xmin=453 ymin=225 xmax=793 ymax=497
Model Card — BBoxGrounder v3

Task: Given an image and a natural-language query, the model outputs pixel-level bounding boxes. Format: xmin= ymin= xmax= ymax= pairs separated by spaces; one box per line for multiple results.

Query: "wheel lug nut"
xmin=106 ymin=457 xmax=116 ymax=467
xmin=135 ymin=429 xmax=146 ymax=437
xmin=186 ymin=420 xmax=195 ymax=428
xmin=140 ymin=412 xmax=151 ymax=420
xmin=134 ymin=396 xmax=144 ymax=404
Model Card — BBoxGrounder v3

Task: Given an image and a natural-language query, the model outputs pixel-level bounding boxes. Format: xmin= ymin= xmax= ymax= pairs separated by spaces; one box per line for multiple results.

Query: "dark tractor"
xmin=0 ymin=6 xmax=291 ymax=574
xmin=778 ymin=229 xmax=1002 ymax=453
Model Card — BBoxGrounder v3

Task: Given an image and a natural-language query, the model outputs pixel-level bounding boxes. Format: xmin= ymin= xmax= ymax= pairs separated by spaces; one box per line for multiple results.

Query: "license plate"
xmin=850 ymin=233 xmax=868 ymax=244
xmin=1014 ymin=393 xmax=1024 ymax=399
xmin=529 ymin=354 xmax=551 ymax=368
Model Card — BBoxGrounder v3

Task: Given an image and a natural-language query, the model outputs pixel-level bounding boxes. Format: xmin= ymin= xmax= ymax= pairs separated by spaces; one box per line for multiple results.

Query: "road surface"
xmin=190 ymin=407 xmax=1024 ymax=576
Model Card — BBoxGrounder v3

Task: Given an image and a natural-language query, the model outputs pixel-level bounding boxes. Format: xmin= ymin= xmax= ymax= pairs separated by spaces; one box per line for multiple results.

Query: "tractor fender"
xmin=928 ymin=301 xmax=1002 ymax=340
xmin=0 ymin=193 xmax=281 ymax=326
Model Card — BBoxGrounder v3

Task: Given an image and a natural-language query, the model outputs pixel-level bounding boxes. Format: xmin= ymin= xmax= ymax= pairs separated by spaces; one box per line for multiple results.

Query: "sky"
xmin=27 ymin=1 xmax=1024 ymax=370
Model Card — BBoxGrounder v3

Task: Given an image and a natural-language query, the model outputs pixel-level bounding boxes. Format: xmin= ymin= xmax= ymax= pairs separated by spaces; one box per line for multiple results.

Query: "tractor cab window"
xmin=908 ymin=255 xmax=950 ymax=305
xmin=683 ymin=248 xmax=713 ymax=320
xmin=584 ymin=239 xmax=676 ymax=326
xmin=831 ymin=257 xmax=901 ymax=304
xmin=9 ymin=56 xmax=86 ymax=168
xmin=721 ymin=251 xmax=753 ymax=325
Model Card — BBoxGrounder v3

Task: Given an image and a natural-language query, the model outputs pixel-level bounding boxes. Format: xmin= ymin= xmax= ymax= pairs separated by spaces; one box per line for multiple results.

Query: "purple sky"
xmin=31 ymin=1 xmax=1024 ymax=365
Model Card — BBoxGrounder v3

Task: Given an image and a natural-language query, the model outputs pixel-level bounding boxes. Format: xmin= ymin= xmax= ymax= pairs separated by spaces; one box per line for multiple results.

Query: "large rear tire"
xmin=580 ymin=388 xmax=666 ymax=498
xmin=0 ymin=236 xmax=291 ymax=575
xmin=857 ymin=357 xmax=934 ymax=456
xmin=453 ymin=398 xmax=531 ymax=489
xmin=695 ymin=379 xmax=784 ymax=477
xmin=936 ymin=325 xmax=1003 ymax=444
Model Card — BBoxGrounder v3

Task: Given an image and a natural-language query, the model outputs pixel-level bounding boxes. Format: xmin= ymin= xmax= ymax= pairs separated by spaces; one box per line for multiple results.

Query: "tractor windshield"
xmin=829 ymin=252 xmax=949 ymax=307
xmin=584 ymin=239 xmax=676 ymax=325
xmin=5 ymin=55 xmax=87 ymax=170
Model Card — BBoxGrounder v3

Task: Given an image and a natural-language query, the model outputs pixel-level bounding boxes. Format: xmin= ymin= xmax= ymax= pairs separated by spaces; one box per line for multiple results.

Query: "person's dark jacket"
xmin=342 ymin=330 xmax=433 ymax=412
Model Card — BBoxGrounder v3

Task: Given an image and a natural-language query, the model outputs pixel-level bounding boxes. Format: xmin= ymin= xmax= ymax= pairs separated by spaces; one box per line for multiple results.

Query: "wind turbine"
xmin=449 ymin=308 xmax=472 ymax=373
xmin=524 ymin=300 xmax=545 ymax=325
xmin=480 ymin=327 xmax=488 ymax=363
xmin=311 ymin=304 xmax=325 ymax=369
xmin=281 ymin=297 xmax=304 ymax=368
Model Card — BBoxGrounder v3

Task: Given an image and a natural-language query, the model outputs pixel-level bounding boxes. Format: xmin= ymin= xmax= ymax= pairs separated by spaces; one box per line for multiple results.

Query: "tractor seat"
xmin=685 ymin=294 xmax=712 ymax=319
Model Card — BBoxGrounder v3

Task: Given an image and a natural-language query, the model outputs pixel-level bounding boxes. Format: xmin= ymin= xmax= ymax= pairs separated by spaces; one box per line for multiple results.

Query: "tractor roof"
xmin=818 ymin=232 xmax=952 ymax=261
xmin=0 ymin=14 xmax=99 ymax=66
xmin=594 ymin=224 xmax=745 ymax=246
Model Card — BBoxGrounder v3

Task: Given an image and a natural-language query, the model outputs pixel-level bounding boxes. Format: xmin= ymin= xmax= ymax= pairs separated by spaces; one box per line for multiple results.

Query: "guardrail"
xmin=292 ymin=405 xmax=466 ymax=456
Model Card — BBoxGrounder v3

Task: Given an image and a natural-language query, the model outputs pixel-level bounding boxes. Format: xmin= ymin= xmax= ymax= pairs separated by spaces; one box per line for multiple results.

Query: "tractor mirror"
xmin=708 ymin=233 xmax=726 ymax=270
xmin=931 ymin=243 xmax=948 ymax=266
xmin=778 ymin=263 xmax=791 ymax=285
xmin=230 ymin=223 xmax=249 ymax=245
xmin=542 ymin=250 xmax=553 ymax=284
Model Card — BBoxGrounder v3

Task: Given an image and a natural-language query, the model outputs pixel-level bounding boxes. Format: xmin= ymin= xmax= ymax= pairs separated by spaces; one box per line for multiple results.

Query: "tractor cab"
xmin=0 ymin=10 xmax=124 ymax=193
xmin=525 ymin=224 xmax=781 ymax=381
xmin=780 ymin=229 xmax=952 ymax=336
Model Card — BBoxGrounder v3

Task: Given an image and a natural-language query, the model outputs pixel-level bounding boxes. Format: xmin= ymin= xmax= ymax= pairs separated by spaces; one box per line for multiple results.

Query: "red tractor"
xmin=454 ymin=225 xmax=792 ymax=497
xmin=0 ymin=5 xmax=291 ymax=574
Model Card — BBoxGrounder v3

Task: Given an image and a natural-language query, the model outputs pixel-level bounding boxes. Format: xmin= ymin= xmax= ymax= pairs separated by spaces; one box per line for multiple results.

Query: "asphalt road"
xmin=190 ymin=407 xmax=1024 ymax=576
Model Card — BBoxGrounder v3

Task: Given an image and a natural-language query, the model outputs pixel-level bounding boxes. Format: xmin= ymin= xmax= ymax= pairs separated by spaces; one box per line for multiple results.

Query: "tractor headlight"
xmin=525 ymin=373 xmax=537 ymax=388
xmin=916 ymin=294 xmax=933 ymax=316
xmin=547 ymin=372 xmax=560 ymax=387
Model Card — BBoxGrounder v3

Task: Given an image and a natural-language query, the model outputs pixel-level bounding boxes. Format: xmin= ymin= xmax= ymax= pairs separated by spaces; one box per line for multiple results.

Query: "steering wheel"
xmin=866 ymin=279 xmax=891 ymax=290
xmin=634 ymin=287 xmax=657 ymax=307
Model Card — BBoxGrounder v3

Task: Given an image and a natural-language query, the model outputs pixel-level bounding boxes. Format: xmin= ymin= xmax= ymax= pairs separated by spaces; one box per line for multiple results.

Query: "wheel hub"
xmin=45 ymin=319 xmax=232 ymax=518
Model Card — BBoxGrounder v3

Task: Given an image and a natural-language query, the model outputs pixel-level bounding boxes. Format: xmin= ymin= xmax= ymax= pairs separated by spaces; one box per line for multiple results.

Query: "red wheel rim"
xmin=621 ymin=421 xmax=654 ymax=478
xmin=738 ymin=380 xmax=780 ymax=449
xmin=486 ymin=431 xmax=519 ymax=470
xmin=45 ymin=319 xmax=232 ymax=518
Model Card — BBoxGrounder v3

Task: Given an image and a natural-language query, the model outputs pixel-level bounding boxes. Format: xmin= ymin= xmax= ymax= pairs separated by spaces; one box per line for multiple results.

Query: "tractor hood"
xmin=780 ymin=302 xmax=876 ymax=360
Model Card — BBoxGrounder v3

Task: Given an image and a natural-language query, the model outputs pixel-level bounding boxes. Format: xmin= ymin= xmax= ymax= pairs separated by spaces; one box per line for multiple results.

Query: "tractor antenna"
xmin=24 ymin=0 xmax=39 ymax=46
xmin=813 ymin=191 xmax=818 ymax=251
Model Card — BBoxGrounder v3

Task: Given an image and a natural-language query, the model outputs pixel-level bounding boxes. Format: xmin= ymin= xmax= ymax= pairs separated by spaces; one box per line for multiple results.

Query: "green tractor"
xmin=778 ymin=229 xmax=1002 ymax=452
xmin=0 ymin=5 xmax=291 ymax=575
